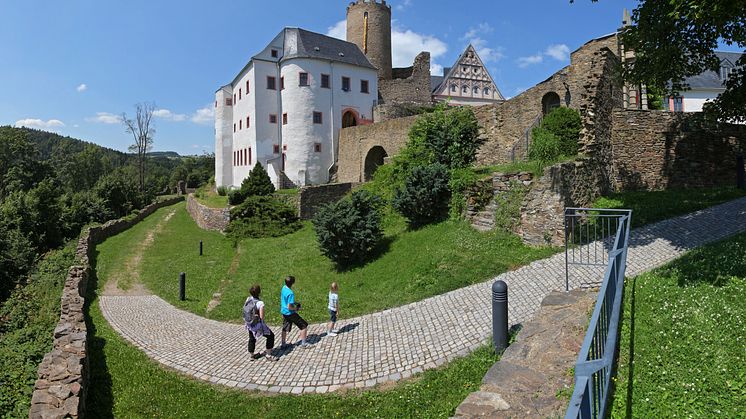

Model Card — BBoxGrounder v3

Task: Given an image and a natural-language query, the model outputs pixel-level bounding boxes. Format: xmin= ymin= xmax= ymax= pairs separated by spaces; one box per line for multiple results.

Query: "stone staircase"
xmin=468 ymin=200 xmax=499 ymax=231
xmin=465 ymin=172 xmax=535 ymax=232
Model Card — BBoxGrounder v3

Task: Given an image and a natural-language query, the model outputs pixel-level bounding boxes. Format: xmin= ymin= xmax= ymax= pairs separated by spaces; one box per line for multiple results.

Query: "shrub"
xmin=186 ymin=172 xmax=203 ymax=188
xmin=528 ymin=128 xmax=562 ymax=163
xmin=539 ymin=107 xmax=582 ymax=157
xmin=225 ymin=195 xmax=301 ymax=243
xmin=227 ymin=189 xmax=244 ymax=205
xmin=392 ymin=163 xmax=451 ymax=228
xmin=240 ymin=163 xmax=275 ymax=198
xmin=312 ymin=190 xmax=383 ymax=267
xmin=216 ymin=186 xmax=228 ymax=196
xmin=407 ymin=103 xmax=483 ymax=170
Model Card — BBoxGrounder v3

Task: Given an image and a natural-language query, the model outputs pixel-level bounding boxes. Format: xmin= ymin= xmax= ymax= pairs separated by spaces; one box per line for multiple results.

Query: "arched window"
xmin=484 ymin=88 xmax=490 ymax=95
xmin=462 ymin=85 xmax=469 ymax=93
xmin=451 ymin=84 xmax=457 ymax=92
xmin=342 ymin=110 xmax=357 ymax=128
xmin=542 ymin=92 xmax=561 ymax=115
xmin=473 ymin=86 xmax=479 ymax=94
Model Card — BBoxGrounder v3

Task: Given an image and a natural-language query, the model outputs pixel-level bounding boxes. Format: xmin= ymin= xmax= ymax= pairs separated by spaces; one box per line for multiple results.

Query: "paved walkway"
xmin=99 ymin=197 xmax=746 ymax=394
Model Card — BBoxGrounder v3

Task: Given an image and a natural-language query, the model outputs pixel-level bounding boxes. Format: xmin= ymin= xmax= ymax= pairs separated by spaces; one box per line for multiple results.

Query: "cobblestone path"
xmin=99 ymin=197 xmax=746 ymax=394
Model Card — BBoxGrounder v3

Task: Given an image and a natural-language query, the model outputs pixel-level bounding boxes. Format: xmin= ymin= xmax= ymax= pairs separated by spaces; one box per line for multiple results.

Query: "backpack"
xmin=243 ymin=297 xmax=260 ymax=326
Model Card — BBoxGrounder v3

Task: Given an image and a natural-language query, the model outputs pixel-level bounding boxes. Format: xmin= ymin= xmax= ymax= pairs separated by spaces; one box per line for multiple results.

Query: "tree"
xmin=407 ymin=103 xmax=483 ymax=169
xmin=579 ymin=0 xmax=746 ymax=122
xmin=122 ymin=103 xmax=155 ymax=193
xmin=392 ymin=163 xmax=451 ymax=228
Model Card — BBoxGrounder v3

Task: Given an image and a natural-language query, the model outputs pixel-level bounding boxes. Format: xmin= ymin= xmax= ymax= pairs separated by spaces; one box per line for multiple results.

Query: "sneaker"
xmin=265 ymin=354 xmax=279 ymax=362
xmin=328 ymin=331 xmax=337 ymax=337
xmin=332 ymin=329 xmax=340 ymax=334
xmin=249 ymin=353 xmax=262 ymax=361
xmin=299 ymin=342 xmax=311 ymax=349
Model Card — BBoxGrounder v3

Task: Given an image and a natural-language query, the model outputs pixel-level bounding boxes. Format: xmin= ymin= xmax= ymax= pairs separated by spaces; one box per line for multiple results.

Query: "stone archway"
xmin=363 ymin=146 xmax=388 ymax=181
xmin=542 ymin=92 xmax=561 ymax=115
xmin=342 ymin=110 xmax=358 ymax=128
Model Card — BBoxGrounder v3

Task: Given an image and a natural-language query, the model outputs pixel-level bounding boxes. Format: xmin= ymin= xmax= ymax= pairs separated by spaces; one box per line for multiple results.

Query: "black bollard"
xmin=199 ymin=240 xmax=203 ymax=256
xmin=737 ymin=155 xmax=745 ymax=190
xmin=179 ymin=272 xmax=186 ymax=301
xmin=492 ymin=280 xmax=508 ymax=354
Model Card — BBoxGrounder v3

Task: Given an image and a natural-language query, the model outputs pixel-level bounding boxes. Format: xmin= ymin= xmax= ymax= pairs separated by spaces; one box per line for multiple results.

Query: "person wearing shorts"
xmin=280 ymin=276 xmax=309 ymax=348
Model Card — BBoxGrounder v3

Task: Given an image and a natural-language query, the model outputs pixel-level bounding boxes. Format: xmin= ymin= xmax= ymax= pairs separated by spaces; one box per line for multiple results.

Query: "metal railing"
xmin=565 ymin=208 xmax=632 ymax=419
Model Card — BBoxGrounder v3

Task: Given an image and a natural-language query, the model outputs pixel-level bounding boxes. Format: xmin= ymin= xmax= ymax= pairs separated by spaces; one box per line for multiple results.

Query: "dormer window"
xmin=271 ymin=49 xmax=278 ymax=58
xmin=720 ymin=65 xmax=733 ymax=81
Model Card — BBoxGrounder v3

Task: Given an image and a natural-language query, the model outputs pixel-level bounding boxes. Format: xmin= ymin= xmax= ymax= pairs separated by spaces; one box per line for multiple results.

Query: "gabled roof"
xmin=682 ymin=51 xmax=744 ymax=90
xmin=282 ymin=28 xmax=377 ymax=69
xmin=431 ymin=44 xmax=504 ymax=100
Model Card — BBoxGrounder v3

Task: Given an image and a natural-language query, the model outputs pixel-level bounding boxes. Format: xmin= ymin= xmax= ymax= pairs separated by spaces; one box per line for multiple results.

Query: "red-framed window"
xmin=280 ymin=76 xmax=285 ymax=90
xmin=299 ymin=72 xmax=309 ymax=86
xmin=273 ymin=144 xmax=280 ymax=154
xmin=360 ymin=79 xmax=369 ymax=94
xmin=239 ymin=88 xmax=242 ymax=100
xmin=246 ymin=116 xmax=250 ymax=128
xmin=269 ymin=114 xmax=277 ymax=124
xmin=282 ymin=113 xmax=288 ymax=125
xmin=267 ymin=76 xmax=276 ymax=90
xmin=233 ymin=93 xmax=236 ymax=104
xmin=244 ymin=149 xmax=248 ymax=166
xmin=225 ymin=98 xmax=232 ymax=106
xmin=314 ymin=143 xmax=321 ymax=153
xmin=233 ymin=123 xmax=236 ymax=133
xmin=233 ymin=151 xmax=235 ymax=166
xmin=283 ymin=144 xmax=287 ymax=151
xmin=246 ymin=80 xmax=250 ymax=93
xmin=239 ymin=119 xmax=242 ymax=130
xmin=248 ymin=147 xmax=252 ymax=165
xmin=341 ymin=76 xmax=350 ymax=91
xmin=321 ymin=74 xmax=330 ymax=88
xmin=215 ymin=100 xmax=217 ymax=108
xmin=313 ymin=111 xmax=323 ymax=124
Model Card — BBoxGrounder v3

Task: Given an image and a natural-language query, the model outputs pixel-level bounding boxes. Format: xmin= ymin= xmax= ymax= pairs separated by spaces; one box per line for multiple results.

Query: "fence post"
xmin=199 ymin=240 xmax=203 ymax=256
xmin=179 ymin=272 xmax=186 ymax=301
xmin=492 ymin=280 xmax=508 ymax=353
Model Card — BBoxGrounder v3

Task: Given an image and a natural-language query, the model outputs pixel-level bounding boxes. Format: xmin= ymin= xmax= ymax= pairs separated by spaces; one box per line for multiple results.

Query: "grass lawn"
xmin=95 ymin=202 xmax=555 ymax=325
xmin=593 ymin=187 xmax=746 ymax=229
xmin=610 ymin=231 xmax=746 ymax=417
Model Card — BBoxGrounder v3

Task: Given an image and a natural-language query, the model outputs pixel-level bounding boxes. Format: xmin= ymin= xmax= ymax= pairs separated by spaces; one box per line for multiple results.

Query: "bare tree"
xmin=122 ymin=103 xmax=155 ymax=193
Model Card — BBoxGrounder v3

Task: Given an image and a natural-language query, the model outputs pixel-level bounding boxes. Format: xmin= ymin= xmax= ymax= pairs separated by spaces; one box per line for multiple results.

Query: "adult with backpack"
xmin=243 ymin=284 xmax=278 ymax=361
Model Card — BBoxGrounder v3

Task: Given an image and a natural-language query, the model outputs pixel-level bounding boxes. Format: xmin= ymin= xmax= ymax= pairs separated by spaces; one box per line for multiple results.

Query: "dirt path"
xmin=205 ymin=245 xmax=241 ymax=313
xmin=102 ymin=210 xmax=176 ymax=296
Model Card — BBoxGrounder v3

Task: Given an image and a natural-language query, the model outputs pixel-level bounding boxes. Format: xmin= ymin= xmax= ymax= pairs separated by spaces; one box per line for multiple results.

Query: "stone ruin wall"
xmin=29 ymin=196 xmax=184 ymax=418
xmin=377 ymin=52 xmax=432 ymax=105
xmin=186 ymin=194 xmax=231 ymax=231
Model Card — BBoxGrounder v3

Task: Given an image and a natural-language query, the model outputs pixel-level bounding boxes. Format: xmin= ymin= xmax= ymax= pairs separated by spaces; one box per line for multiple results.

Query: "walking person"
xmin=280 ymin=276 xmax=310 ymax=348
xmin=327 ymin=282 xmax=340 ymax=336
xmin=243 ymin=284 xmax=278 ymax=361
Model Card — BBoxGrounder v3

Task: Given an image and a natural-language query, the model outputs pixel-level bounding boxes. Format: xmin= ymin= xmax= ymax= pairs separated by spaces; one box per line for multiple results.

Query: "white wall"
xmin=214 ymin=86 xmax=233 ymax=188
xmin=681 ymin=89 xmax=723 ymax=112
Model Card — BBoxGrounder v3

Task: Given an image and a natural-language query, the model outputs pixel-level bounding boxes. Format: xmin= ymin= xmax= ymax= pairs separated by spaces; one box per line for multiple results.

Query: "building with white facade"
xmin=430 ymin=45 xmax=504 ymax=106
xmin=215 ymin=28 xmax=378 ymax=189
xmin=662 ymin=51 xmax=743 ymax=113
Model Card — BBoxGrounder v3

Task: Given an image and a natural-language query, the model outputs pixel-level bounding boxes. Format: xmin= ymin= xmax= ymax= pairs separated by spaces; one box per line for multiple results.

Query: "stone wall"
xmin=186 ymin=194 xmax=231 ymax=232
xmin=337 ymin=115 xmax=419 ymax=183
xmin=378 ymin=52 xmax=432 ymax=105
xmin=611 ymin=110 xmax=746 ymax=190
xmin=298 ymin=183 xmax=356 ymax=219
xmin=465 ymin=172 xmax=534 ymax=232
xmin=29 ymin=196 xmax=184 ymax=418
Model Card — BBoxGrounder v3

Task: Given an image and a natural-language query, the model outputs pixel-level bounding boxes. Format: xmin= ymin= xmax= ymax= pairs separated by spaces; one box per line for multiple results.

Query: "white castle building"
xmin=215 ymin=27 xmax=378 ymax=189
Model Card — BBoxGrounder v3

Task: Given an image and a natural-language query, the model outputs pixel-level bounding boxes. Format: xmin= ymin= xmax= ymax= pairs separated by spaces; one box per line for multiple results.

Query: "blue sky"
xmin=0 ymin=0 xmax=641 ymax=155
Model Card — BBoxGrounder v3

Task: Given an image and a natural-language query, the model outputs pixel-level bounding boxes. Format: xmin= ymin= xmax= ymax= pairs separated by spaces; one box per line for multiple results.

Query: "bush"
xmin=240 ymin=163 xmax=275 ymax=198
xmin=407 ymin=103 xmax=483 ymax=170
xmin=538 ymin=107 xmax=581 ymax=157
xmin=312 ymin=190 xmax=383 ymax=267
xmin=225 ymin=195 xmax=301 ymax=243
xmin=528 ymin=128 xmax=562 ymax=163
xmin=227 ymin=189 xmax=243 ymax=205
xmin=392 ymin=163 xmax=451 ymax=228
xmin=216 ymin=186 xmax=228 ymax=196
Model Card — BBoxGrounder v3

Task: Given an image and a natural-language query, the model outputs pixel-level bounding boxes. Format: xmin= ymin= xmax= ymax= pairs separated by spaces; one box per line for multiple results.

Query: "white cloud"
xmin=396 ymin=0 xmax=413 ymax=11
xmin=14 ymin=118 xmax=65 ymax=131
xmin=461 ymin=23 xmax=504 ymax=63
xmin=326 ymin=20 xmax=346 ymax=40
xmin=87 ymin=112 xmax=122 ymax=124
xmin=153 ymin=108 xmax=187 ymax=122
xmin=191 ymin=106 xmax=214 ymax=125
xmin=516 ymin=54 xmax=544 ymax=68
xmin=545 ymin=44 xmax=570 ymax=61
xmin=76 ymin=83 xmax=87 ymax=92
xmin=326 ymin=20 xmax=448 ymax=74
xmin=431 ymin=63 xmax=444 ymax=76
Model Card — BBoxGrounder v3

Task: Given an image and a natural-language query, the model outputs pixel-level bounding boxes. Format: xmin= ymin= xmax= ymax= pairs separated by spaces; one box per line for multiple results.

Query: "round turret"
xmin=346 ymin=0 xmax=392 ymax=79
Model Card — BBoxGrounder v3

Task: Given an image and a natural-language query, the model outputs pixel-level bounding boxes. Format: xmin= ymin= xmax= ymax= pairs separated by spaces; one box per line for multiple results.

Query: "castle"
xmin=214 ymin=0 xmax=503 ymax=189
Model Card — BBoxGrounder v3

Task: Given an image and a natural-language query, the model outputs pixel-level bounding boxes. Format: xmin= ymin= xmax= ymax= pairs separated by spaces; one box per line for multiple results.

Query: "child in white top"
xmin=327 ymin=282 xmax=339 ymax=336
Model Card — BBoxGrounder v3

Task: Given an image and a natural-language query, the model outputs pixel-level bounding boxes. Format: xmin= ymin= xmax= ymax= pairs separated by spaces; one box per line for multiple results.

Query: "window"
xmin=273 ymin=144 xmax=280 ymax=154
xmin=269 ymin=114 xmax=277 ymax=124
xmin=246 ymin=80 xmax=250 ymax=93
xmin=244 ymin=149 xmax=248 ymax=166
xmin=215 ymin=100 xmax=217 ymax=108
xmin=299 ymin=72 xmax=309 ymax=86
xmin=267 ymin=76 xmax=276 ymax=90
xmin=280 ymin=76 xmax=285 ymax=90
xmin=721 ymin=66 xmax=733 ymax=81
xmin=673 ymin=96 xmax=684 ymax=112
xmin=342 ymin=76 xmax=350 ymax=91
xmin=233 ymin=123 xmax=236 ymax=133
xmin=313 ymin=111 xmax=323 ymax=124
xmin=473 ymin=86 xmax=479 ymax=94
xmin=321 ymin=74 xmax=330 ymax=88
xmin=314 ymin=143 xmax=322 ymax=153
xmin=226 ymin=98 xmax=233 ymax=106
xmin=282 ymin=113 xmax=288 ymax=125
xmin=360 ymin=79 xmax=369 ymax=94
xmin=451 ymin=84 xmax=457 ymax=92
xmin=484 ymin=88 xmax=490 ymax=95
xmin=246 ymin=116 xmax=250 ymax=127
xmin=233 ymin=151 xmax=235 ymax=166
xmin=239 ymin=119 xmax=242 ymax=130
xmin=271 ymin=49 xmax=278 ymax=58
xmin=239 ymin=88 xmax=242 ymax=100
xmin=248 ymin=147 xmax=252 ymax=165
xmin=233 ymin=93 xmax=236 ymax=103
xmin=283 ymin=144 xmax=287 ymax=151
xmin=462 ymin=85 xmax=469 ymax=93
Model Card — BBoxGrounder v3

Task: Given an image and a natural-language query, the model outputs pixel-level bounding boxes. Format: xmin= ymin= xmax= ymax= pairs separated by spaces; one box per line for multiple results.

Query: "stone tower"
xmin=346 ymin=0 xmax=392 ymax=80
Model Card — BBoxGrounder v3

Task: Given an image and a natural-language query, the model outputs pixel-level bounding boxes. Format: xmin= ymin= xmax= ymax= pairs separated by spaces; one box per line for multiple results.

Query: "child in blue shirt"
xmin=327 ymin=282 xmax=339 ymax=336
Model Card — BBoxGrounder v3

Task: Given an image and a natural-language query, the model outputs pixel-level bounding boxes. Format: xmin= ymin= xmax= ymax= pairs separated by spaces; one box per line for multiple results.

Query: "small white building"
xmin=430 ymin=44 xmax=504 ymax=106
xmin=663 ymin=51 xmax=743 ymax=112
xmin=215 ymin=28 xmax=378 ymax=189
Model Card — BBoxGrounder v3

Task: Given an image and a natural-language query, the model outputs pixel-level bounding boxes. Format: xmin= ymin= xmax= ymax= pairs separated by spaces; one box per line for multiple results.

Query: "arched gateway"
xmin=363 ymin=146 xmax=388 ymax=181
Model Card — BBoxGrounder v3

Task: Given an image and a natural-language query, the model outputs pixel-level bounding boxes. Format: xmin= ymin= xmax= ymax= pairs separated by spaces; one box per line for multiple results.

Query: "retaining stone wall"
xmin=29 ymin=196 xmax=184 ymax=418
xmin=186 ymin=194 xmax=231 ymax=232
xmin=298 ymin=183 xmax=356 ymax=220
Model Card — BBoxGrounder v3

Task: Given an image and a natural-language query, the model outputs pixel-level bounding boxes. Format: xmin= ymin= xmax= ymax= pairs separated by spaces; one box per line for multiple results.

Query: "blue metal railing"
xmin=565 ymin=208 xmax=632 ymax=419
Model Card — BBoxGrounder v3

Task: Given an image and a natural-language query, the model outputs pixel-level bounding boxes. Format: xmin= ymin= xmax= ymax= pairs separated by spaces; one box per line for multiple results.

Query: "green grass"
xmin=95 ymin=202 xmax=555 ymax=325
xmin=195 ymin=193 xmax=228 ymax=208
xmin=593 ymin=187 xmax=746 ymax=229
xmin=610 ymin=231 xmax=746 ymax=417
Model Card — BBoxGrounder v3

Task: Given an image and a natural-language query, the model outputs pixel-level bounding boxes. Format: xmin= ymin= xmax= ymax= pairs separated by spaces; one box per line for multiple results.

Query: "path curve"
xmin=99 ymin=197 xmax=746 ymax=394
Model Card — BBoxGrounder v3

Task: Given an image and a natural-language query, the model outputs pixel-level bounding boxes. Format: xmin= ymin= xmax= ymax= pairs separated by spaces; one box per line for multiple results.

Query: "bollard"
xmin=492 ymin=280 xmax=508 ymax=354
xmin=737 ymin=155 xmax=745 ymax=190
xmin=179 ymin=272 xmax=186 ymax=301
xmin=199 ymin=240 xmax=203 ymax=256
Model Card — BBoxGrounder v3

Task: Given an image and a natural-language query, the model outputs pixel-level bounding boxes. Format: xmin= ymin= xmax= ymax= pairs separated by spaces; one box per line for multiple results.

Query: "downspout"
xmin=327 ymin=60 xmax=336 ymax=182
